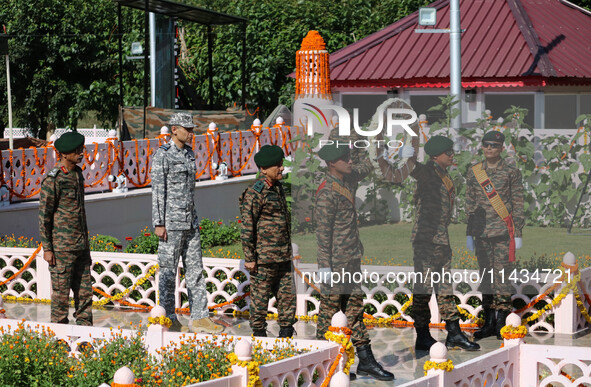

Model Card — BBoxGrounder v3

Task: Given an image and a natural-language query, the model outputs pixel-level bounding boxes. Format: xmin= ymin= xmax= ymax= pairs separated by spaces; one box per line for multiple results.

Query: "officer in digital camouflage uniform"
xmin=315 ymin=143 xmax=394 ymax=381
xmin=466 ymin=130 xmax=524 ymax=340
xmin=239 ymin=145 xmax=296 ymax=338
xmin=393 ymin=136 xmax=479 ymax=352
xmin=152 ymin=112 xmax=223 ymax=334
xmin=39 ymin=131 xmax=93 ymax=326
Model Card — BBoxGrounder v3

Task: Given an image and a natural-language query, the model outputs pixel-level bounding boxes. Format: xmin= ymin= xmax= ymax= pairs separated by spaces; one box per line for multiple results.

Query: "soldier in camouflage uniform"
xmin=315 ymin=143 xmax=394 ymax=381
xmin=384 ymin=136 xmax=479 ymax=352
xmin=239 ymin=145 xmax=296 ymax=338
xmin=152 ymin=112 xmax=223 ymax=334
xmin=39 ymin=131 xmax=93 ymax=326
xmin=466 ymin=130 xmax=524 ymax=340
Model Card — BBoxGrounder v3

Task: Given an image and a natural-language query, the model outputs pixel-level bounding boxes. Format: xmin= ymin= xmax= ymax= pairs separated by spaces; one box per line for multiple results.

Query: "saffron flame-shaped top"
xmin=300 ymin=30 xmax=326 ymax=51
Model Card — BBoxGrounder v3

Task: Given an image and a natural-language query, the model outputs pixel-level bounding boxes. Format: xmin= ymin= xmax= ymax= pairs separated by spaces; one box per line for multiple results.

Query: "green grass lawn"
xmin=214 ymin=223 xmax=591 ymax=270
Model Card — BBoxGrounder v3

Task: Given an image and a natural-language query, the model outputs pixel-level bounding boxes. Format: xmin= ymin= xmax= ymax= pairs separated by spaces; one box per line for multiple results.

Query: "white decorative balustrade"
xmin=398 ymin=340 xmax=591 ymax=386
xmin=1 ymin=247 xmax=590 ymax=334
xmin=0 ymin=125 xmax=303 ymax=202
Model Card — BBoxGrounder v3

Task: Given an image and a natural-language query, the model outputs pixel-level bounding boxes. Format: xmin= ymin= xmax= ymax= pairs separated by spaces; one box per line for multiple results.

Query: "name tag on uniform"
xmin=267 ymin=194 xmax=279 ymax=201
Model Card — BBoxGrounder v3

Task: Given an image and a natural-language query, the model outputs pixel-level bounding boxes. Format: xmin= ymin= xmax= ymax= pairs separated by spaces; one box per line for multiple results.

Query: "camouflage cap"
xmin=318 ymin=143 xmax=350 ymax=162
xmin=54 ymin=131 xmax=85 ymax=153
xmin=482 ymin=130 xmax=505 ymax=143
xmin=170 ymin=112 xmax=195 ymax=128
xmin=254 ymin=145 xmax=284 ymax=167
xmin=424 ymin=135 xmax=454 ymax=156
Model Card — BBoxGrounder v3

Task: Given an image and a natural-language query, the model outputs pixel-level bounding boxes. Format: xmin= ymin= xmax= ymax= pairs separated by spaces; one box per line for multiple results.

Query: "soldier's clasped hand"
xmin=154 ymin=226 xmax=167 ymax=242
xmin=43 ymin=250 xmax=56 ymax=266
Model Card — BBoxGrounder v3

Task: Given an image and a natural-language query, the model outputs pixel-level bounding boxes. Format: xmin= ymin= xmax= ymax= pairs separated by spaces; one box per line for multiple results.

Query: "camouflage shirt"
xmin=410 ymin=160 xmax=455 ymax=245
xmin=151 ymin=142 xmax=198 ymax=231
xmin=239 ymin=177 xmax=291 ymax=265
xmin=465 ymin=158 xmax=525 ymax=238
xmin=39 ymin=165 xmax=89 ymax=252
xmin=314 ymin=153 xmax=372 ymax=270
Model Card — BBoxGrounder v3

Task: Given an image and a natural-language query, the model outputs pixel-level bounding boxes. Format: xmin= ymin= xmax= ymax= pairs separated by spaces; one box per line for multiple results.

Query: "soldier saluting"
xmin=315 ymin=143 xmax=394 ymax=381
xmin=39 ymin=131 xmax=93 ymax=326
xmin=239 ymin=145 xmax=296 ymax=338
xmin=466 ymin=130 xmax=524 ymax=340
xmin=152 ymin=112 xmax=223 ymax=334
xmin=380 ymin=136 xmax=480 ymax=352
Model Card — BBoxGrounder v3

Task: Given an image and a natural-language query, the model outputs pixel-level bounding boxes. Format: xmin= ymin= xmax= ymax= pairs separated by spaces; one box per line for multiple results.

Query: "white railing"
xmin=0 ymin=125 xmax=303 ymax=202
xmin=2 ymin=247 xmax=590 ymax=335
xmin=399 ymin=330 xmax=591 ymax=386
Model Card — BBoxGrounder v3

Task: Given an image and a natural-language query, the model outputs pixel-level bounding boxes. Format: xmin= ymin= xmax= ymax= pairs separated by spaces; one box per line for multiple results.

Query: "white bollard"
xmin=330 ymin=371 xmax=350 ymax=387
xmin=112 ymin=366 xmax=135 ymax=385
xmin=426 ymin=342 xmax=449 ymax=377
xmin=232 ymin=339 xmax=252 ymax=387
xmin=502 ymin=312 xmax=527 ymax=347
xmin=146 ymin=305 xmax=167 ymax=356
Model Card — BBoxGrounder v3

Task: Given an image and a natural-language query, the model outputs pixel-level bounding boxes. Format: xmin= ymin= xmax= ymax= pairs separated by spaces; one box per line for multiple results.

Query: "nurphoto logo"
xmin=303 ymin=103 xmax=418 ymax=149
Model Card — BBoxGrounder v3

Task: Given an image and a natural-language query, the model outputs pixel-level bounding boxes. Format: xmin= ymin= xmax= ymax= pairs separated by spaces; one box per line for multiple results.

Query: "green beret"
xmin=482 ymin=130 xmax=505 ymax=143
xmin=54 ymin=131 xmax=85 ymax=153
xmin=424 ymin=135 xmax=454 ymax=156
xmin=318 ymin=143 xmax=350 ymax=162
xmin=254 ymin=145 xmax=284 ymax=167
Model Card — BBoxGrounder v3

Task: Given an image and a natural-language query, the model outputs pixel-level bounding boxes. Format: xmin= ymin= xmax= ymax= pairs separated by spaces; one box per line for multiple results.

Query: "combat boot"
xmin=278 ymin=326 xmax=294 ymax=338
xmin=356 ymin=344 xmax=395 ymax=381
xmin=495 ymin=310 xmax=510 ymax=340
xmin=415 ymin=325 xmax=438 ymax=351
xmin=189 ymin=318 xmax=224 ymax=334
xmin=473 ymin=308 xmax=496 ymax=340
xmin=252 ymin=329 xmax=267 ymax=337
xmin=169 ymin=319 xmax=188 ymax=332
xmin=445 ymin=320 xmax=480 ymax=351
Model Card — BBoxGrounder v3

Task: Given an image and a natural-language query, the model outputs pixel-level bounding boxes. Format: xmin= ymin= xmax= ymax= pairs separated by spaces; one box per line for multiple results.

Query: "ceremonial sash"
xmin=316 ymin=179 xmax=355 ymax=204
xmin=472 ymin=163 xmax=516 ymax=262
xmin=434 ymin=168 xmax=455 ymax=210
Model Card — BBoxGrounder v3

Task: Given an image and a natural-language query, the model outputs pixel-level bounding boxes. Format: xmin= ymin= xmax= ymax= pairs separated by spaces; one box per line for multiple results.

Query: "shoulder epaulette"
xmin=253 ymin=180 xmax=265 ymax=193
xmin=48 ymin=167 xmax=60 ymax=177
xmin=160 ymin=143 xmax=171 ymax=150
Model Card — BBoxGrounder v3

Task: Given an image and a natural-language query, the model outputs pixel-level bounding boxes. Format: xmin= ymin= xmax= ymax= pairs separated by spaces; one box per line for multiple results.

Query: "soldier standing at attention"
xmin=152 ymin=112 xmax=223 ymax=334
xmin=39 ymin=131 xmax=93 ymax=326
xmin=466 ymin=131 xmax=524 ymax=340
xmin=239 ymin=145 xmax=296 ymax=338
xmin=315 ymin=143 xmax=394 ymax=381
xmin=383 ymin=136 xmax=480 ymax=352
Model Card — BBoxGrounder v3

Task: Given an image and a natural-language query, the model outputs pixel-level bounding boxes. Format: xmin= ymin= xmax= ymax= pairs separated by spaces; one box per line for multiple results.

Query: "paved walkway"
xmin=4 ymin=302 xmax=591 ymax=385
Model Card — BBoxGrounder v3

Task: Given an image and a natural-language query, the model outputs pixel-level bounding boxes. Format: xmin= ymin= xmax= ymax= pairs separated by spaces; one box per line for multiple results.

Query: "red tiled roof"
xmin=327 ymin=0 xmax=591 ymax=88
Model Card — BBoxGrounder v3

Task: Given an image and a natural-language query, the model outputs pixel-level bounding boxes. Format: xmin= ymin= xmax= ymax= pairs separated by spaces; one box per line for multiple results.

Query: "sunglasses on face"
xmin=482 ymin=141 xmax=502 ymax=149
xmin=443 ymin=150 xmax=454 ymax=156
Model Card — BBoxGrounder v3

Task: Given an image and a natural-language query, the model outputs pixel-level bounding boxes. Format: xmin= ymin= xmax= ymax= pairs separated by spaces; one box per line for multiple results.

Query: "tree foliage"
xmin=0 ymin=0 xmax=144 ymax=138
xmin=1 ymin=0 xmax=589 ymax=136
xmin=176 ymin=0 xmax=430 ymax=115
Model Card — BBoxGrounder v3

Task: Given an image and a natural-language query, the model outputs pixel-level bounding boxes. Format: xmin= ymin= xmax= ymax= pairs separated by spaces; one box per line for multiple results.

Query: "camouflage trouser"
xmin=158 ymin=228 xmax=208 ymax=321
xmin=476 ymin=235 xmax=513 ymax=312
xmin=49 ymin=250 xmax=93 ymax=326
xmin=249 ymin=261 xmax=296 ymax=331
xmin=316 ymin=292 xmax=370 ymax=348
xmin=411 ymin=242 xmax=459 ymax=328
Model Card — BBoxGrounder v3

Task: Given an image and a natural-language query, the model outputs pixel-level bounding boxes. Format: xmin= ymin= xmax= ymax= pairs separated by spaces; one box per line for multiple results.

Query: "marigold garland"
xmin=500 ymin=325 xmax=528 ymax=339
xmin=227 ymin=352 xmax=262 ymax=387
xmin=423 ymin=360 xmax=454 ymax=375
xmin=324 ymin=331 xmax=355 ymax=375
xmin=147 ymin=316 xmax=172 ymax=328
xmin=522 ymin=270 xmax=581 ymax=324
xmin=363 ymin=296 xmax=413 ymax=326
xmin=575 ymin=293 xmax=591 ymax=324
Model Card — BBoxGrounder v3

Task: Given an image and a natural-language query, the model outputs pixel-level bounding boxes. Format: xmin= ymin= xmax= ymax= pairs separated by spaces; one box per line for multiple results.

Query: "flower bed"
xmin=0 ymin=319 xmax=334 ymax=387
